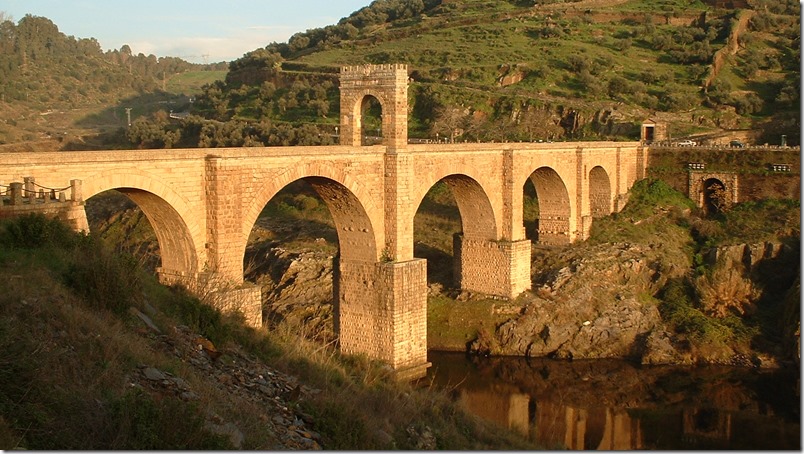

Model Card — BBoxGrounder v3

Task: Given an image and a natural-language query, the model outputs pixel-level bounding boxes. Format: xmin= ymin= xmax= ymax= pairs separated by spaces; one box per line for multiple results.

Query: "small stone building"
xmin=641 ymin=119 xmax=666 ymax=144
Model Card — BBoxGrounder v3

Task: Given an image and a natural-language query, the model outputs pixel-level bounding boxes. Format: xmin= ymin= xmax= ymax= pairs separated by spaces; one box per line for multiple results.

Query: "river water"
xmin=421 ymin=351 xmax=800 ymax=450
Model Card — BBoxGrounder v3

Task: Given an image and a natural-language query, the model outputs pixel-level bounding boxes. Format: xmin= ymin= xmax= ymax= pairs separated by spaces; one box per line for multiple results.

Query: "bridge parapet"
xmin=0 ymin=177 xmax=88 ymax=231
xmin=1 ymin=177 xmax=83 ymax=206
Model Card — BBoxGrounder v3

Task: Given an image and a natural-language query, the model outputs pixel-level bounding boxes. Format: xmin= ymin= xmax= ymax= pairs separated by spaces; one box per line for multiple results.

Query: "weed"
xmin=107 ymin=389 xmax=231 ymax=450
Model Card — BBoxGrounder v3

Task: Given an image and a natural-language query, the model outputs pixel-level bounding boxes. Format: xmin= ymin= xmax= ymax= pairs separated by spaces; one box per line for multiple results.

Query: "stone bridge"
xmin=0 ymin=64 xmax=647 ymax=378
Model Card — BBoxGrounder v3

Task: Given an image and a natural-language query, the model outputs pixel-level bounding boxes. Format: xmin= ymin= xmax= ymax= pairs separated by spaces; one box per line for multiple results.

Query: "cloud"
xmin=124 ymin=25 xmax=296 ymax=63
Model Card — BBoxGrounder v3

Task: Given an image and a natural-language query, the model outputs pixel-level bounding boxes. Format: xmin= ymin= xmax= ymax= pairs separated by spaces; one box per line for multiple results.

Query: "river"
xmin=420 ymin=351 xmax=800 ymax=450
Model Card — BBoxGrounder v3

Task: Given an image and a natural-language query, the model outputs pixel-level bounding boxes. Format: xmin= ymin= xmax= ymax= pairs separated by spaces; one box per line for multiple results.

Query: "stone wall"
xmin=647 ymin=146 xmax=801 ymax=203
xmin=454 ymin=235 xmax=531 ymax=298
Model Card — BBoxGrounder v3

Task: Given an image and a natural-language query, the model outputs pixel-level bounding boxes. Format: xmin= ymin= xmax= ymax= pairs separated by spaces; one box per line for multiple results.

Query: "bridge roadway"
xmin=0 ymin=140 xmax=646 ymax=378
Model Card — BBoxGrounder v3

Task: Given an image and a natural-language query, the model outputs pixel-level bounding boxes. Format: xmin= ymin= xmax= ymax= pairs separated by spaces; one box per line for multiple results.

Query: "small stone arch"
xmin=589 ymin=165 xmax=612 ymax=218
xmin=339 ymin=64 xmax=408 ymax=149
xmin=526 ymin=166 xmax=572 ymax=245
xmin=689 ymin=171 xmax=738 ymax=213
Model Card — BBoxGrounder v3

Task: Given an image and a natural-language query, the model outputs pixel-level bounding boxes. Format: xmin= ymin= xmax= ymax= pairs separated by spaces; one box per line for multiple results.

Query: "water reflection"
xmin=422 ymin=352 xmax=800 ymax=450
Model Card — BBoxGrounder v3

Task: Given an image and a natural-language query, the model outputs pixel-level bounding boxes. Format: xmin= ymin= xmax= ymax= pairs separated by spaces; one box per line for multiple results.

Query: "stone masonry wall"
xmin=337 ymin=258 xmax=428 ymax=373
xmin=454 ymin=235 xmax=531 ymax=298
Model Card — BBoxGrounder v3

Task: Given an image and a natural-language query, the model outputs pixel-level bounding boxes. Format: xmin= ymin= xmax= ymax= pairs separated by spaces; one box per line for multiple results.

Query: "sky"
xmin=2 ymin=0 xmax=374 ymax=64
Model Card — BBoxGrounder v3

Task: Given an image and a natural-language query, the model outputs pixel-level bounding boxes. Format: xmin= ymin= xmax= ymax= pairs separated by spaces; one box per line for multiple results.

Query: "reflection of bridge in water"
xmin=427 ymin=353 xmax=801 ymax=449
xmin=459 ymin=390 xmax=643 ymax=449
xmin=0 ymin=64 xmax=648 ymax=378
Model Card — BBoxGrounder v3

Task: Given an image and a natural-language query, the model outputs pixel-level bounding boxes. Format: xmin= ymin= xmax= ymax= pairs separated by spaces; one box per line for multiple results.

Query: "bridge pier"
xmin=336 ymin=257 xmax=430 ymax=380
xmin=157 ymin=268 xmax=262 ymax=329
xmin=453 ymin=235 xmax=531 ymax=298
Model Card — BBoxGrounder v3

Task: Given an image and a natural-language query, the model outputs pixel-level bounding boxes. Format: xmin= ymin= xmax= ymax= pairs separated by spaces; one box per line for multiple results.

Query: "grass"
xmin=427 ymin=294 xmax=518 ymax=351
xmin=166 ymin=70 xmax=227 ymax=96
xmin=0 ymin=213 xmax=538 ymax=450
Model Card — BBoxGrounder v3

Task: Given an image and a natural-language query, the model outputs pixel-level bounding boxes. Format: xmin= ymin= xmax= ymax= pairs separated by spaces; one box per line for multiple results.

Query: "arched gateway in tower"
xmin=339 ymin=64 xmax=408 ymax=149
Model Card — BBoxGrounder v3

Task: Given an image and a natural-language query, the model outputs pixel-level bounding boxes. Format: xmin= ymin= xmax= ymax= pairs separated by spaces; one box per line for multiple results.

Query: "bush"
xmin=694 ymin=266 xmax=759 ymax=318
xmin=0 ymin=213 xmax=79 ymax=249
xmin=620 ymin=178 xmax=695 ymax=219
xmin=301 ymin=398 xmax=375 ymax=449
xmin=107 ymin=389 xmax=231 ymax=450
xmin=658 ymin=278 xmax=755 ymax=344
xmin=162 ymin=286 xmax=232 ymax=345
xmin=63 ymin=236 xmax=143 ymax=315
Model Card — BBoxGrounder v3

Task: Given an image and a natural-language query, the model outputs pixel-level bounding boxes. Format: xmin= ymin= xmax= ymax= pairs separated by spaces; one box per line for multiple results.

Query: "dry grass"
xmin=0 ymin=214 xmax=538 ymax=450
xmin=695 ymin=267 xmax=760 ymax=318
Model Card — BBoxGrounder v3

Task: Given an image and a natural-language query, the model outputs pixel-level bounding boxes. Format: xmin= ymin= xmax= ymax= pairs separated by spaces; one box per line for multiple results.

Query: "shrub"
xmin=162 ymin=286 xmax=232 ymax=345
xmin=694 ymin=266 xmax=759 ymax=318
xmin=658 ymin=278 xmax=755 ymax=344
xmin=620 ymin=178 xmax=695 ymax=219
xmin=63 ymin=236 xmax=143 ymax=315
xmin=0 ymin=213 xmax=79 ymax=249
xmin=107 ymin=389 xmax=231 ymax=450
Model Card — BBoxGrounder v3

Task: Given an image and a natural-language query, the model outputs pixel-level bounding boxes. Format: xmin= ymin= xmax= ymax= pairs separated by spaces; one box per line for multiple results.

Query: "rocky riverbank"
xmin=248 ymin=233 xmax=798 ymax=369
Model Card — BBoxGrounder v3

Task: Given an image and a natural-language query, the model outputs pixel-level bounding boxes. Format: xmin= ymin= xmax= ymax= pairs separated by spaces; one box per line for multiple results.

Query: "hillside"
xmin=0 ymin=13 xmax=226 ymax=150
xmin=122 ymin=0 xmax=798 ymax=149
xmin=1 ymin=0 xmax=798 ymax=150
xmin=0 ymin=214 xmax=537 ymax=450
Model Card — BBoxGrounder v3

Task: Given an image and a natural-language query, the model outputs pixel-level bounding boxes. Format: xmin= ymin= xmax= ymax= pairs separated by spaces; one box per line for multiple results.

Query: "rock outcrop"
xmin=469 ymin=242 xmax=692 ymax=364
xmin=247 ymin=245 xmax=335 ymax=340
xmin=249 ymin=236 xmax=798 ymax=368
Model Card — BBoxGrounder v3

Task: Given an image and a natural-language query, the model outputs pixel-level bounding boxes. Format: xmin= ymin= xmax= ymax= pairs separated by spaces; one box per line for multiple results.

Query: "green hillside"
xmin=119 ymin=0 xmax=799 ymax=149
xmin=0 ymin=0 xmax=799 ymax=150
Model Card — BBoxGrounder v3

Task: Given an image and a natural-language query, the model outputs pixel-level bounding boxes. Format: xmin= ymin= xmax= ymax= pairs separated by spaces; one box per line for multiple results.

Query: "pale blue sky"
xmin=2 ymin=0 xmax=374 ymax=63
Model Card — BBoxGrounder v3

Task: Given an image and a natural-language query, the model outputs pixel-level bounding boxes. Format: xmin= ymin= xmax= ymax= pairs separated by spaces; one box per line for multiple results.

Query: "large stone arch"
xmin=243 ymin=163 xmax=380 ymax=266
xmin=589 ymin=165 xmax=612 ymax=218
xmin=414 ymin=174 xmax=498 ymax=241
xmin=339 ymin=64 xmax=408 ymax=149
xmin=82 ymin=170 xmax=203 ymax=278
xmin=527 ymin=166 xmax=572 ymax=245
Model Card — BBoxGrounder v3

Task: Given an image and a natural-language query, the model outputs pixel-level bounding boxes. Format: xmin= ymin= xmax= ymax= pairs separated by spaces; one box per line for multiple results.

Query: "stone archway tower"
xmin=339 ymin=64 xmax=408 ymax=150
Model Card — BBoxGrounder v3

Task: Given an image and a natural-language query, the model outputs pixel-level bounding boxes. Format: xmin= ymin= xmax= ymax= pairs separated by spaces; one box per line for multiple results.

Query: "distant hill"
xmin=267 ymin=0 xmax=800 ymax=141
xmin=124 ymin=0 xmax=797 ymax=149
xmin=0 ymin=14 xmax=226 ymax=149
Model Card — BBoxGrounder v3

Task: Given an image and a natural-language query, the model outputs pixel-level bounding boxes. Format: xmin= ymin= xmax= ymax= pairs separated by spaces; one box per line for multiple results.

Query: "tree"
xmin=430 ymin=105 xmax=467 ymax=142
xmin=518 ymin=107 xmax=563 ymax=141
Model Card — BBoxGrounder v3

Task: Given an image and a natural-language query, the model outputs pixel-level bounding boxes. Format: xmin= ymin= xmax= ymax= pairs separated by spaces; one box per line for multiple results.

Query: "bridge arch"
xmin=244 ymin=162 xmax=380 ymax=264
xmin=525 ymin=166 xmax=572 ymax=245
xmin=82 ymin=171 xmax=203 ymax=277
xmin=589 ymin=165 xmax=612 ymax=218
xmin=414 ymin=174 xmax=498 ymax=242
